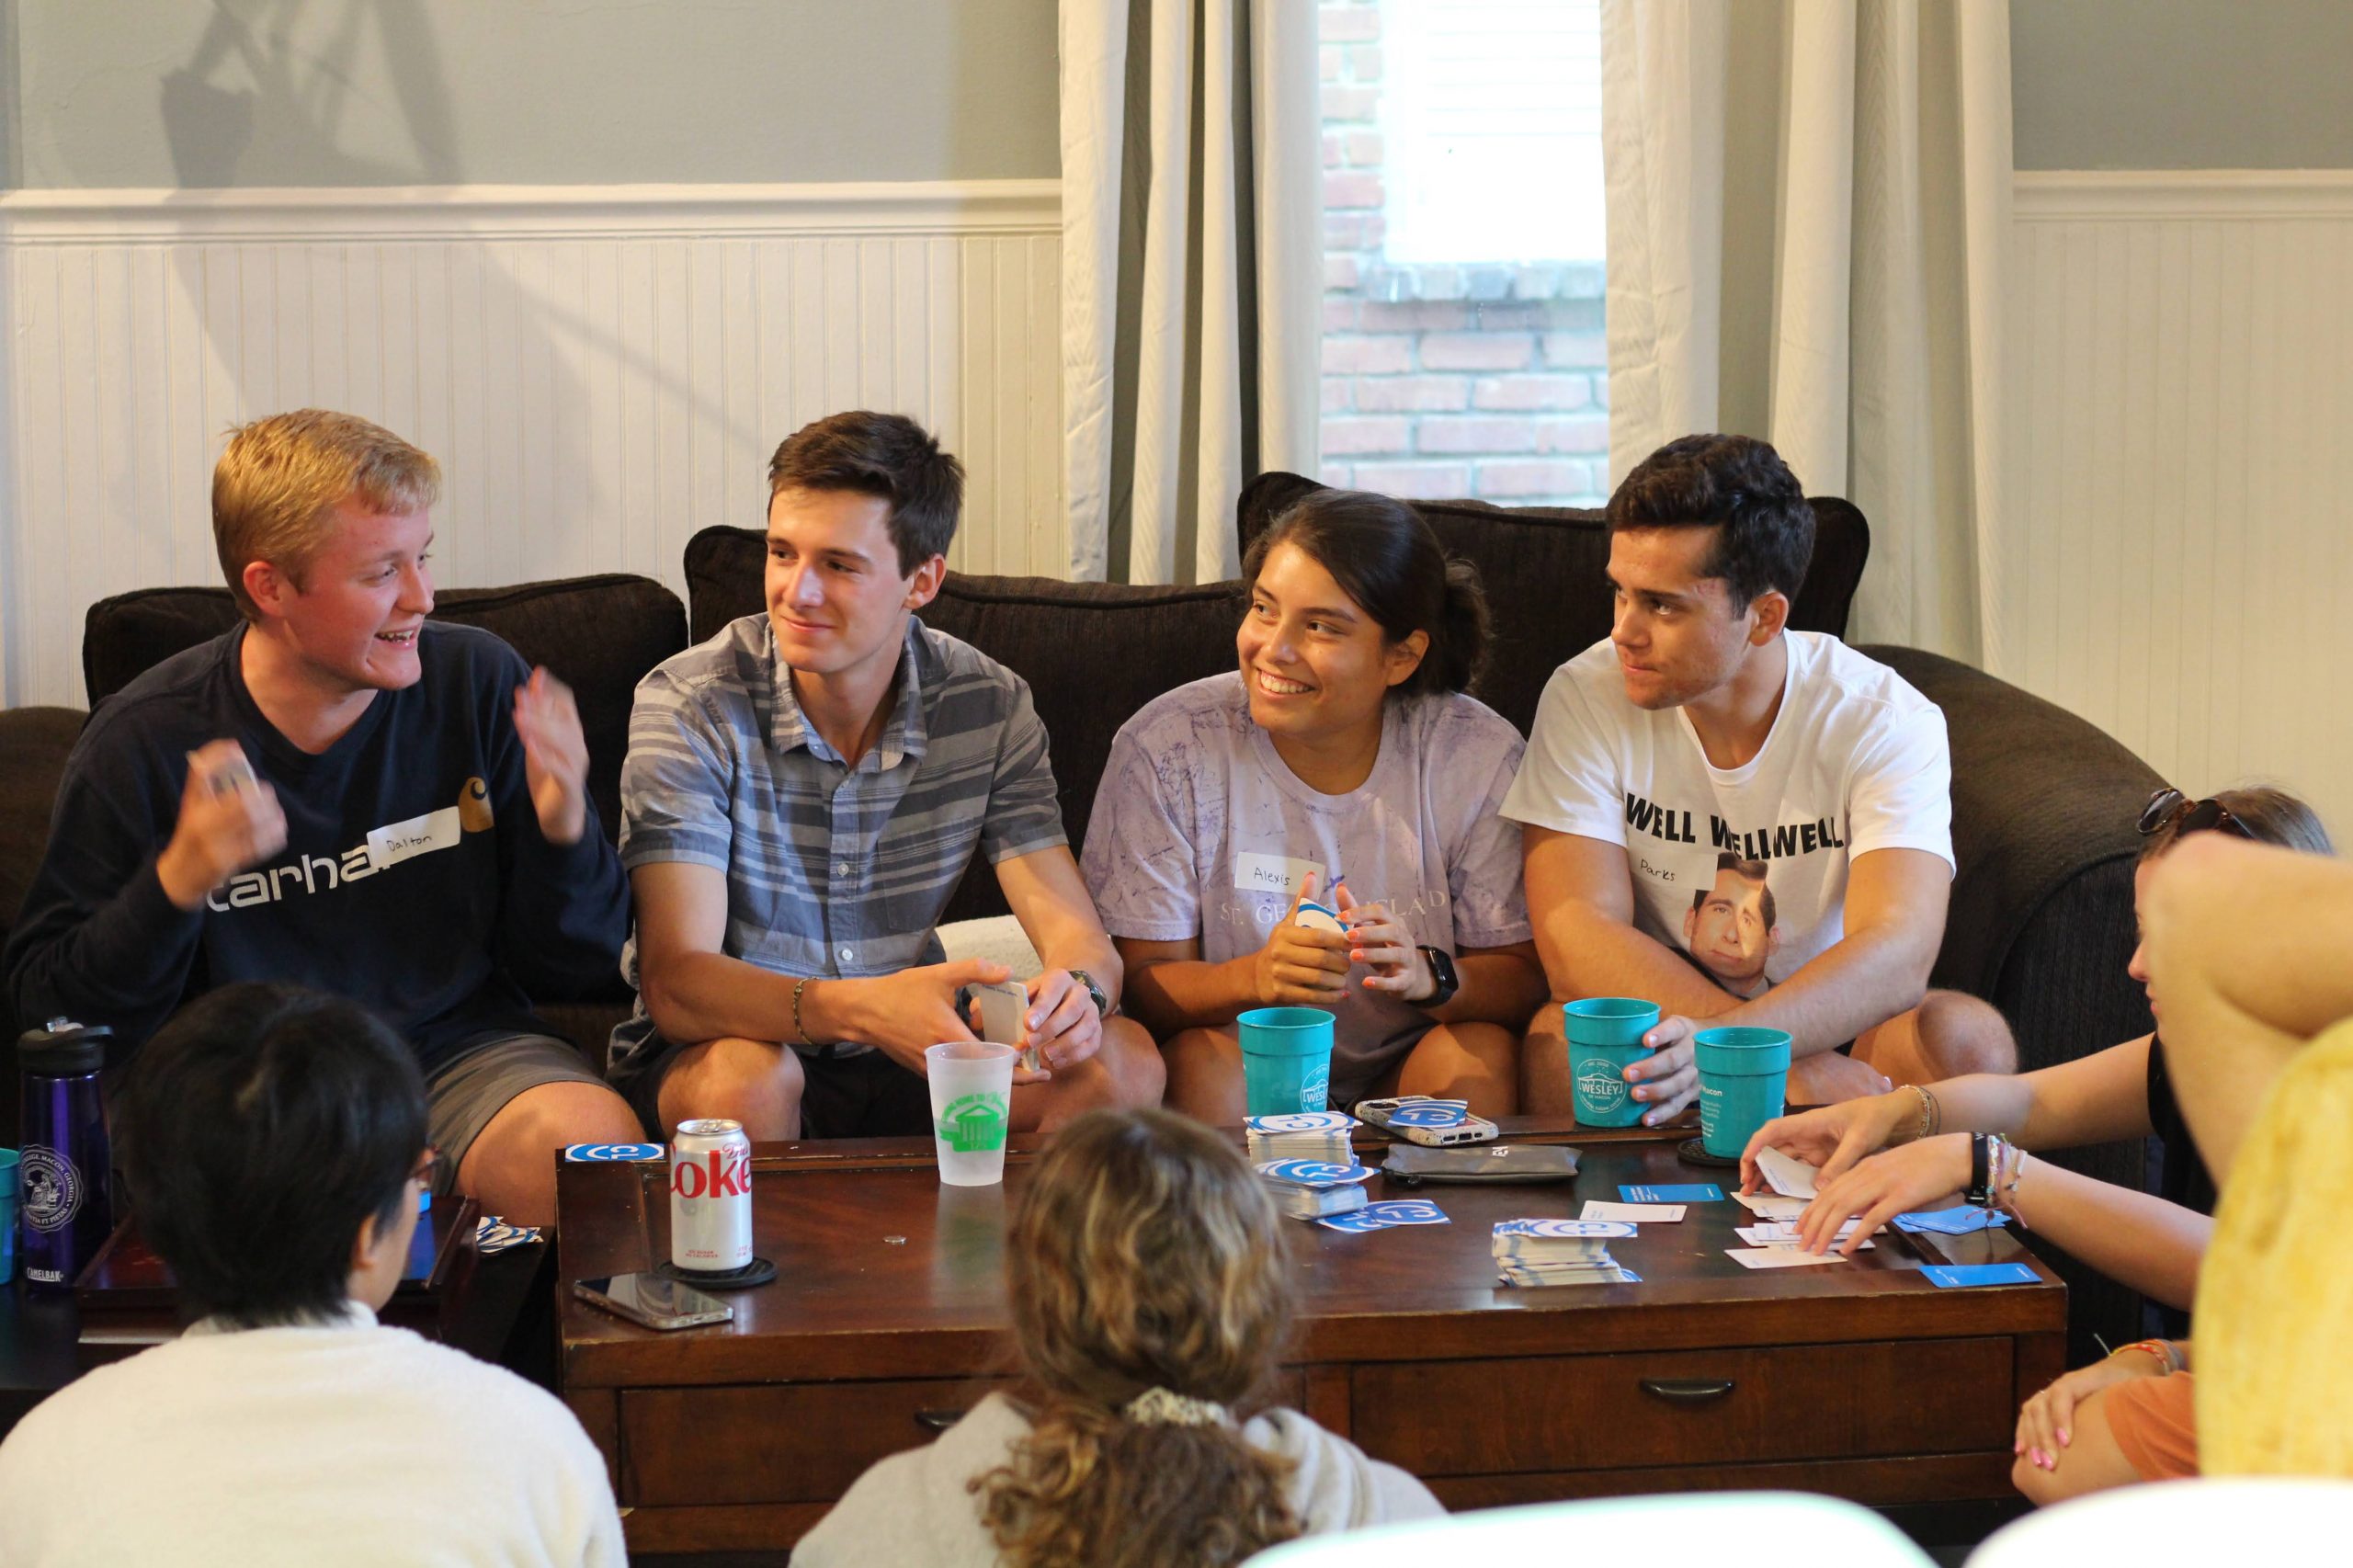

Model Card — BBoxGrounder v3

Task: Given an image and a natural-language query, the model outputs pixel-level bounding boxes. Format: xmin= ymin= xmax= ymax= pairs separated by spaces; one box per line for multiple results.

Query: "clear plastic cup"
xmin=926 ymin=1041 xmax=1018 ymax=1187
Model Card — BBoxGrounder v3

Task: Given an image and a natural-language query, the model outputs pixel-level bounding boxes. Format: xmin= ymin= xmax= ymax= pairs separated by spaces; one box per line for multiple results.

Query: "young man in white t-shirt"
xmin=1505 ymin=433 xmax=2014 ymax=1121
xmin=0 ymin=983 xmax=624 ymax=1567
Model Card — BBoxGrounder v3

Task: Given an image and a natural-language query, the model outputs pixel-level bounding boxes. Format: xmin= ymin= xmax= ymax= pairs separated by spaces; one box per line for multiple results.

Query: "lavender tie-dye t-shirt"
xmin=1082 ymin=674 xmax=1530 ymax=1088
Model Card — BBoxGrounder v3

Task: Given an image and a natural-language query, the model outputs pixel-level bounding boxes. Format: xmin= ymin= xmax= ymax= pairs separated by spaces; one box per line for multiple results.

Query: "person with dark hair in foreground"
xmin=794 ymin=1108 xmax=1439 ymax=1566
xmin=0 ymin=983 xmax=623 ymax=1566
xmin=1741 ymin=786 xmax=2332 ymax=1505
xmin=1506 ymin=434 xmax=2016 ymax=1119
xmin=1086 ymin=488 xmax=1547 ymax=1120
xmin=613 ymin=411 xmax=1163 ymax=1140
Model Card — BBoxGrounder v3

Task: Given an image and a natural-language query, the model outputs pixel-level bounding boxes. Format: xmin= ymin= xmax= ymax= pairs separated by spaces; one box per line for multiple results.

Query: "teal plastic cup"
xmin=1563 ymin=997 xmax=1660 ymax=1127
xmin=1238 ymin=1007 xmax=1336 ymax=1116
xmin=0 ymin=1149 xmax=17 ymax=1286
xmin=1695 ymin=1026 xmax=1793 ymax=1157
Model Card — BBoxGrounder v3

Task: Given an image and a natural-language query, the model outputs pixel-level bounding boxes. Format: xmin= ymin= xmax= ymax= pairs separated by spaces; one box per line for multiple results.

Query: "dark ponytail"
xmin=1244 ymin=487 xmax=1491 ymax=700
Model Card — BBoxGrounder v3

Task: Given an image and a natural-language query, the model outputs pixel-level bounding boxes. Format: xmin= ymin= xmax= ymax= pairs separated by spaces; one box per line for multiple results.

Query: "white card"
xmin=1581 ymin=1200 xmax=1686 ymax=1222
xmin=1754 ymin=1147 xmax=1822 ymax=1199
xmin=1732 ymin=1190 xmax=1809 ymax=1219
xmin=366 ymin=805 xmax=462 ymax=872
xmin=1233 ymin=851 xmax=1324 ymax=899
xmin=1735 ymin=1223 xmax=1874 ymax=1250
xmin=1725 ymin=1246 xmax=1849 ymax=1269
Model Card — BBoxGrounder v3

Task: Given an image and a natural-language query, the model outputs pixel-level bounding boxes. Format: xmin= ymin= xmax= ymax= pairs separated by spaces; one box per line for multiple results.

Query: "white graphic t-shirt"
xmin=1502 ymin=631 xmax=1951 ymax=996
xmin=1084 ymin=674 xmax=1530 ymax=1089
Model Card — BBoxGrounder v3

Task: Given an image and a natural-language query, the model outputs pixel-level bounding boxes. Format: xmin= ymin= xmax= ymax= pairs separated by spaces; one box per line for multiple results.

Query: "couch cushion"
xmin=1235 ymin=471 xmax=1870 ymax=735
xmin=80 ymin=575 xmax=687 ymax=848
xmin=683 ymin=525 xmax=1245 ymax=922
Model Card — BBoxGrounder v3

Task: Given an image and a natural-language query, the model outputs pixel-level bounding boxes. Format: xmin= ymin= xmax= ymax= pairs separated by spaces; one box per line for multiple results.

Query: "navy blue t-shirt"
xmin=3 ymin=623 xmax=630 ymax=1071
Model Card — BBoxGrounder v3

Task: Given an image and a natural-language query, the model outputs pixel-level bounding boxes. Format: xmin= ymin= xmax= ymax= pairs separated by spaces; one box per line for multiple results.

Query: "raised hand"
xmin=156 ymin=740 xmax=289 ymax=910
xmin=513 ymin=666 xmax=590 ymax=845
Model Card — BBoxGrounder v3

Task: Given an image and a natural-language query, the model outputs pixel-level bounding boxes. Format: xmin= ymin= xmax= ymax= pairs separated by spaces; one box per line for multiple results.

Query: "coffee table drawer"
xmin=622 ymin=1378 xmax=1015 ymax=1506
xmin=1350 ymin=1338 xmax=2013 ymax=1475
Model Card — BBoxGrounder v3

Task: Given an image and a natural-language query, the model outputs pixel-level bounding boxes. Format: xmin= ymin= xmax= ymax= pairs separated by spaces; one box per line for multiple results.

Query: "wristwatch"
xmin=1413 ymin=945 xmax=1460 ymax=1009
xmin=1068 ymin=969 xmax=1112 ymax=1018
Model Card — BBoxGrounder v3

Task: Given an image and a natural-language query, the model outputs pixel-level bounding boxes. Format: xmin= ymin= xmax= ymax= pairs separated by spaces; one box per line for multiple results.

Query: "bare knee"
xmin=660 ymin=1038 xmax=805 ymax=1140
xmin=1097 ymin=1017 xmax=1166 ymax=1108
xmin=1919 ymin=989 xmax=2018 ymax=1076
xmin=1160 ymin=1027 xmax=1243 ymax=1123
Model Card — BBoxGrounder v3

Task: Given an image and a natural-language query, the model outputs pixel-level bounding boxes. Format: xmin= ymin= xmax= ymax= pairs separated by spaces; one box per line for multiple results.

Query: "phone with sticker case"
xmin=1355 ymin=1096 xmax=1500 ymax=1146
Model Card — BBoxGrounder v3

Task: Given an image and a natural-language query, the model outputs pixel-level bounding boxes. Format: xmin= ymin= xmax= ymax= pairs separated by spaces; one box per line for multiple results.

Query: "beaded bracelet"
xmin=790 ymin=975 xmax=813 ymax=1047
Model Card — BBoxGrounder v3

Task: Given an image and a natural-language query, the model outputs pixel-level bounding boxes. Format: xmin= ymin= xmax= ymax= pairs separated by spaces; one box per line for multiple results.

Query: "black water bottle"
xmin=17 ymin=1018 xmax=113 ymax=1290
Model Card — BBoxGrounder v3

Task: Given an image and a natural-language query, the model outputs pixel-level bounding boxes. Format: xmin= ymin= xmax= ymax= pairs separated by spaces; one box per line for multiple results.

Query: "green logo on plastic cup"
xmin=937 ymin=1092 xmax=1009 ymax=1153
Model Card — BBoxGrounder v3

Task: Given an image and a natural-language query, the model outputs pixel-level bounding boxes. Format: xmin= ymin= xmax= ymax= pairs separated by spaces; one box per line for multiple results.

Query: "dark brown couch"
xmin=1 ymin=480 xmax=2161 ymax=1357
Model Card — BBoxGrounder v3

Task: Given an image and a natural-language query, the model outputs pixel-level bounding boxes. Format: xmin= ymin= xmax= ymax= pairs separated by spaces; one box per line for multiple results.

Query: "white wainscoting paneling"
xmin=2006 ymin=171 xmax=2353 ymax=844
xmin=0 ymin=182 xmax=1063 ymax=710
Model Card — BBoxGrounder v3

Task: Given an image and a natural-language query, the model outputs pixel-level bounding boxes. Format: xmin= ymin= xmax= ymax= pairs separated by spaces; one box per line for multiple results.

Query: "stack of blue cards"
xmin=1256 ymin=1158 xmax=1374 ymax=1221
xmin=1493 ymin=1218 xmax=1641 ymax=1288
xmin=1245 ymin=1110 xmax=1358 ymax=1165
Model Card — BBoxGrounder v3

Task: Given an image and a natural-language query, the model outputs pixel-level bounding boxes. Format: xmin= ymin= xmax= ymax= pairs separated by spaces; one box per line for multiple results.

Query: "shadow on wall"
xmin=160 ymin=0 xmax=462 ymax=186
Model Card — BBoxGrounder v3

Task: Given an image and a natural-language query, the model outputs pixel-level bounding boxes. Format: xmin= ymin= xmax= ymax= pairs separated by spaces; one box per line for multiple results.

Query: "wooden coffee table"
xmin=556 ymin=1120 xmax=2064 ymax=1557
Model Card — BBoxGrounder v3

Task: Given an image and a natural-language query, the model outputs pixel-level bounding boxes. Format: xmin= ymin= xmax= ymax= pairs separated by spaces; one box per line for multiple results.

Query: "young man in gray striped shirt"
xmin=609 ymin=412 xmax=1165 ymax=1139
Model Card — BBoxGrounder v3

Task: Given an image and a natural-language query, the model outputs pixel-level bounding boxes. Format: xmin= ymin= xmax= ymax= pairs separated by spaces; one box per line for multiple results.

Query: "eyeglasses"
xmin=2136 ymin=788 xmax=2256 ymax=842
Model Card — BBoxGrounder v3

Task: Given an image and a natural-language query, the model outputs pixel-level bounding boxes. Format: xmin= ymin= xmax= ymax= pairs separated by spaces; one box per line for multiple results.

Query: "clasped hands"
xmin=1251 ymin=873 xmax=1436 ymax=1007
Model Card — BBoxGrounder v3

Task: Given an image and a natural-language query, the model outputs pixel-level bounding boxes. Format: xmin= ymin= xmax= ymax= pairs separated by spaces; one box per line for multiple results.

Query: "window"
xmin=1319 ymin=0 xmax=1608 ymax=507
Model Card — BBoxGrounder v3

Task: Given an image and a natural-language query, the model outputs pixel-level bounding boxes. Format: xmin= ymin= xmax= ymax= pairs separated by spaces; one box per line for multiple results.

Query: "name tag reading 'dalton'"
xmin=1234 ymin=852 xmax=1324 ymax=899
xmin=367 ymin=805 xmax=463 ymax=873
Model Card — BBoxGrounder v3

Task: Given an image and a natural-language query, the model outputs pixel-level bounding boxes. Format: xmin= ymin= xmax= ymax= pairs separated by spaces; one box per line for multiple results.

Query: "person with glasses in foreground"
xmin=0 ymin=983 xmax=624 ymax=1567
xmin=1738 ymin=785 xmax=2331 ymax=1507
xmin=794 ymin=1108 xmax=1439 ymax=1567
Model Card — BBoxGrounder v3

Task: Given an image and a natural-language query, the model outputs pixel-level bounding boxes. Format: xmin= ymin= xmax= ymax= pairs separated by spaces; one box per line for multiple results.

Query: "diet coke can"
xmin=669 ymin=1119 xmax=753 ymax=1273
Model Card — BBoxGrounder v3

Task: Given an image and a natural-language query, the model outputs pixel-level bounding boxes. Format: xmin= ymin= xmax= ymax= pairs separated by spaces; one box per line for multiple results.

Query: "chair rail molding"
xmin=2005 ymin=167 xmax=2353 ymax=842
xmin=0 ymin=180 xmax=1064 ymax=709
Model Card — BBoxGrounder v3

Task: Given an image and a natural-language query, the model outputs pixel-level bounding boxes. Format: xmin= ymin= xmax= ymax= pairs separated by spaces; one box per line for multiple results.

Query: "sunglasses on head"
xmin=2136 ymin=788 xmax=2256 ymax=842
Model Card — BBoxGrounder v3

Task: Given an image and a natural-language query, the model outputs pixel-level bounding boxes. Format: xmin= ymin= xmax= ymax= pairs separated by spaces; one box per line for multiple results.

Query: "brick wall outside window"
xmin=1317 ymin=0 xmax=1609 ymax=509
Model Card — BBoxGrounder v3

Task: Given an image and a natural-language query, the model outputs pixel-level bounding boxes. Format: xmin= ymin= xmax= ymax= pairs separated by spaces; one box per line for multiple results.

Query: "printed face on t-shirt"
xmin=1605 ymin=526 xmax=1777 ymax=711
xmin=766 ymin=486 xmax=940 ymax=685
xmin=1682 ymin=857 xmax=1779 ymax=992
xmin=1238 ymin=541 xmax=1427 ymax=744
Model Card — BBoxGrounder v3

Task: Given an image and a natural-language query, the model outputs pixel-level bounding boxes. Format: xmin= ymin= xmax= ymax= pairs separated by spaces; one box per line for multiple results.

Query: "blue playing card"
xmin=1356 ymin=1199 xmax=1449 ymax=1226
xmin=1920 ymin=1262 xmax=2040 ymax=1288
xmin=1893 ymin=1207 xmax=2009 ymax=1235
xmin=1619 ymin=1183 xmax=1723 ymax=1204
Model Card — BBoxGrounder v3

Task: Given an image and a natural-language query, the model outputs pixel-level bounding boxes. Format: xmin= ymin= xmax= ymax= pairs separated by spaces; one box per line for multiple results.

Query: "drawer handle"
xmin=914 ymin=1407 xmax=971 ymax=1432
xmin=1640 ymin=1378 xmax=1735 ymax=1404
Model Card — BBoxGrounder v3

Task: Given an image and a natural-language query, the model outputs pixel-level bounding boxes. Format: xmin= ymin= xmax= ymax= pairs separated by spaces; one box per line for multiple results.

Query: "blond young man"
xmin=2 ymin=410 xmax=639 ymax=1227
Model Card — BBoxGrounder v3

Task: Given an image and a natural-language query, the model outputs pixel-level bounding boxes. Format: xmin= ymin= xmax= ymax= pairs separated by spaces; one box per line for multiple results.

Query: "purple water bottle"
xmin=17 ymin=1018 xmax=114 ymax=1290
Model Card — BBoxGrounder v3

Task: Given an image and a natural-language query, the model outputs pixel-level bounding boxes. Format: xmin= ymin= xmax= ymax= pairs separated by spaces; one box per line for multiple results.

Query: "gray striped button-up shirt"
xmin=608 ymin=613 xmax=1064 ymax=1075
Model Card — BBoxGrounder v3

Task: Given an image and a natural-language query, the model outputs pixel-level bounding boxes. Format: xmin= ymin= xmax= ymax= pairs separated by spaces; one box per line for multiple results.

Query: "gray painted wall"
xmin=2012 ymin=0 xmax=2353 ymax=170
xmin=6 ymin=0 xmax=1059 ymax=188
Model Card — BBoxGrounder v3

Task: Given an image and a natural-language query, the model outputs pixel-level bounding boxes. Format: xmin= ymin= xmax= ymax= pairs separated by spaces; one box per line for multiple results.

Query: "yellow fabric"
xmin=2196 ymin=1018 xmax=2353 ymax=1475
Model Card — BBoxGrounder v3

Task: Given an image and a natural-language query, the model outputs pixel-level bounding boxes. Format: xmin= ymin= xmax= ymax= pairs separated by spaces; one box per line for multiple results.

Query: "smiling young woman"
xmin=1083 ymin=488 xmax=1549 ymax=1122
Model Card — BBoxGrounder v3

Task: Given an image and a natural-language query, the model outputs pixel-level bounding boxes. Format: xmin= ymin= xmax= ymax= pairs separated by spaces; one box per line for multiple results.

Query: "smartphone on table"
xmin=573 ymin=1273 xmax=734 ymax=1331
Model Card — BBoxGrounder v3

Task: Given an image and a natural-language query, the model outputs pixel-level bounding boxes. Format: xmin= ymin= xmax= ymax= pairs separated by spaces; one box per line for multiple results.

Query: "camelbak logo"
xmin=207 ymin=778 xmax=494 ymax=912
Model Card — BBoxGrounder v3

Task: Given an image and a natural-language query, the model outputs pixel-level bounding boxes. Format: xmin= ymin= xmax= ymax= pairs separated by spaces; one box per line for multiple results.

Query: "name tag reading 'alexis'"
xmin=1234 ymin=852 xmax=1324 ymax=898
xmin=366 ymin=806 xmax=463 ymax=872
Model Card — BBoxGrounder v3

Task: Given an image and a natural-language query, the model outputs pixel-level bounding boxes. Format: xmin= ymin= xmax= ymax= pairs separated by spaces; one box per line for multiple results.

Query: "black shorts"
xmin=620 ymin=1042 xmax=932 ymax=1142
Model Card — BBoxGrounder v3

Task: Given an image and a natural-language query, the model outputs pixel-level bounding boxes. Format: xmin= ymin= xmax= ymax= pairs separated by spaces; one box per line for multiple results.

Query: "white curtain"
xmin=1061 ymin=0 xmax=1322 ymax=585
xmin=1599 ymin=0 xmax=2010 ymax=663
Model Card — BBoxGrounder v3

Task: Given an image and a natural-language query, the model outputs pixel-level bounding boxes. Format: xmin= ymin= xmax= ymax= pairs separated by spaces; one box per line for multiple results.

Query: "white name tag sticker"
xmin=366 ymin=805 xmax=463 ymax=872
xmin=1233 ymin=852 xmax=1324 ymax=899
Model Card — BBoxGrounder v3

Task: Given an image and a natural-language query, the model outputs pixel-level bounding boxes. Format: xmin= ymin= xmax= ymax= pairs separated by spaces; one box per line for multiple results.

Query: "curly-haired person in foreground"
xmin=794 ymin=1108 xmax=1440 ymax=1567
